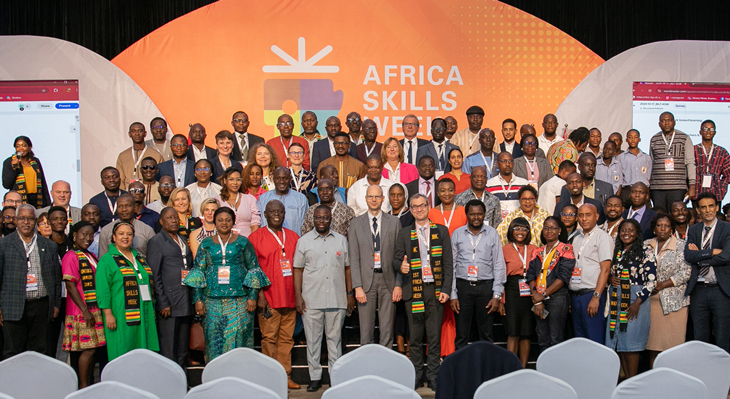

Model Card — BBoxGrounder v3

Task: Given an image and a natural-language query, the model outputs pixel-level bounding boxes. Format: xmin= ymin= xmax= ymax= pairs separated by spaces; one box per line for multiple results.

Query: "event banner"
xmin=113 ymin=0 xmax=603 ymax=143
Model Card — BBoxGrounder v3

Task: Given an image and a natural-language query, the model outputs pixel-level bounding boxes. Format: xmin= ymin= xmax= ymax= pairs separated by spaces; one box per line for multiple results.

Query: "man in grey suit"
xmin=558 ymin=152 xmax=614 ymax=206
xmin=513 ymin=134 xmax=554 ymax=189
xmin=146 ymin=207 xmax=193 ymax=368
xmin=35 ymin=180 xmax=82 ymax=229
xmin=416 ymin=118 xmax=458 ymax=175
xmin=349 ymin=185 xmax=402 ymax=347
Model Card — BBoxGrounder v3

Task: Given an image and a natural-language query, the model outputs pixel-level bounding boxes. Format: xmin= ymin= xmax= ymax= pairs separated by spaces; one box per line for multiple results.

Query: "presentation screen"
xmin=0 ymin=80 xmax=81 ymax=207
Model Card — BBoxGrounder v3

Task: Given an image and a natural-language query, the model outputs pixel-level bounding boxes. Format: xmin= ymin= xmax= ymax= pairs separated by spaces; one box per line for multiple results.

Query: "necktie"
xmin=438 ymin=144 xmax=445 ymax=170
xmin=408 ymin=140 xmax=413 ymax=164
xmin=700 ymin=225 xmax=712 ymax=277
xmin=425 ymin=180 xmax=433 ymax=207
xmin=240 ymin=135 xmax=248 ymax=161
xmin=372 ymin=216 xmax=380 ymax=251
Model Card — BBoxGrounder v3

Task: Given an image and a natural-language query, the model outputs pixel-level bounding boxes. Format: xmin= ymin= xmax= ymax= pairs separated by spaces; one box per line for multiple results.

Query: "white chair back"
xmin=610 ymin=368 xmax=708 ymax=399
xmin=322 ymin=375 xmax=420 ymax=399
xmin=201 ymin=348 xmax=287 ymax=399
xmin=329 ymin=344 xmax=415 ymax=388
xmin=473 ymin=369 xmax=577 ymax=399
xmin=0 ymin=351 xmax=77 ymax=399
xmin=101 ymin=349 xmax=187 ymax=399
xmin=65 ymin=381 xmax=160 ymax=399
xmin=185 ymin=377 xmax=279 ymax=399
xmin=0 ymin=393 xmax=13 ymax=399
xmin=537 ymin=337 xmax=620 ymax=399
xmin=654 ymin=340 xmax=730 ymax=399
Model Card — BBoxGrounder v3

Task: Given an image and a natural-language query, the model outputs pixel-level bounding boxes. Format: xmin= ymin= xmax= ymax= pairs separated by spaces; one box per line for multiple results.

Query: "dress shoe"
xmin=307 ymin=380 xmax=322 ymax=392
xmin=288 ymin=379 xmax=301 ymax=389
xmin=428 ymin=378 xmax=437 ymax=392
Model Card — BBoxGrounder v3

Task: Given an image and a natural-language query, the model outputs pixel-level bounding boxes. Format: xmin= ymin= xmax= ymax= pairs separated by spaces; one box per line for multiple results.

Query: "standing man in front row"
xmin=294 ymin=205 xmax=355 ymax=392
xmin=349 ymin=185 xmax=401 ymax=348
xmin=0 ymin=204 xmax=62 ymax=358
xmin=394 ymin=194 xmax=453 ymax=391
xmin=450 ymin=200 xmax=506 ymax=350
xmin=684 ymin=192 xmax=730 ymax=352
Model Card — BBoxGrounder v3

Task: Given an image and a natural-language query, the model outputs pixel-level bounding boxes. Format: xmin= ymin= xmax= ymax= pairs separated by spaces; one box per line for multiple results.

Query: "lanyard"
xmin=525 ymin=158 xmax=536 ymax=175
xmin=662 ymin=131 xmax=675 ymax=157
xmin=415 ymin=225 xmax=430 ymax=257
xmin=702 ymin=222 xmax=717 ymax=248
xmin=24 ymin=235 xmax=38 ymax=270
xmin=218 ymin=234 xmax=232 ymax=265
xmin=468 ymin=132 xmax=479 ymax=152
xmin=104 ymin=193 xmax=117 ymax=215
xmin=498 ymin=175 xmax=514 ymax=198
xmin=472 ymin=189 xmax=487 ymax=203
xmin=513 ymin=243 xmax=528 ymax=277
xmin=280 ymin=137 xmax=291 ymax=159
xmin=702 ymin=144 xmax=715 ymax=174
xmin=364 ymin=142 xmax=377 ymax=158
xmin=480 ymin=152 xmax=494 ymax=176
xmin=131 ymin=146 xmax=147 ymax=176
xmin=439 ymin=204 xmax=455 ymax=229
xmin=120 ymin=251 xmax=143 ymax=280
xmin=291 ymin=168 xmax=305 ymax=192
xmin=628 ymin=207 xmax=641 ymax=220
xmin=540 ymin=241 xmax=560 ymax=276
xmin=467 ymin=229 xmax=483 ymax=261
xmin=577 ymin=228 xmax=597 ymax=261
xmin=153 ymin=141 xmax=167 ymax=157
xmin=227 ymin=193 xmax=241 ymax=210
xmin=267 ymin=227 xmax=286 ymax=256
xmin=174 ymin=235 xmax=188 ymax=268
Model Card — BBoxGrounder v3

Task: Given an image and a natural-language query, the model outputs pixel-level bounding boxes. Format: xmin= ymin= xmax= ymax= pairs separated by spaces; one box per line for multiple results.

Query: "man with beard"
xmin=303 ymin=179 xmax=355 ymax=237
xmin=600 ymin=195 xmax=624 ymax=239
xmin=558 ymin=152 xmax=614 ymax=206
xmin=1 ymin=206 xmax=16 ymax=237
xmin=670 ymin=200 xmax=690 ymax=240
xmin=145 ymin=117 xmax=173 ymax=162
xmin=147 ymin=175 xmax=175 ymax=214
xmin=88 ymin=167 xmax=127 ymax=228
xmin=81 ymin=203 xmax=101 ymax=257
xmin=346 ymin=111 xmax=364 ymax=146
xmin=553 ymin=173 xmax=606 ymax=224
xmin=311 ymin=116 xmax=357 ymax=175
xmin=621 ymin=182 xmax=657 ymax=240
xmin=186 ymin=123 xmax=217 ymax=162
xmin=139 ymin=157 xmax=160 ymax=205
xmin=317 ymin=132 xmax=366 ymax=193
xmin=499 ymin=118 xmax=523 ymax=158
xmin=486 ymin=152 xmax=528 ymax=218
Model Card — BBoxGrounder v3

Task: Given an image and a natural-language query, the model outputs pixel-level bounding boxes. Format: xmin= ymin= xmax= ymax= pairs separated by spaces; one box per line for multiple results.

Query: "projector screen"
xmin=632 ymin=81 xmax=730 ymax=203
xmin=0 ymin=80 xmax=82 ymax=207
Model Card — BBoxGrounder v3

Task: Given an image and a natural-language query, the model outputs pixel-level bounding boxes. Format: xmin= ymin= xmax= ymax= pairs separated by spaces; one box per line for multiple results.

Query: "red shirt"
xmin=266 ymin=136 xmax=311 ymax=171
xmin=248 ymin=227 xmax=299 ymax=309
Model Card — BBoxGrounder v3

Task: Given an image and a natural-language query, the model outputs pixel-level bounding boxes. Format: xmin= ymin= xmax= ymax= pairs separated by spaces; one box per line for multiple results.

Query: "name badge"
xmin=664 ymin=158 xmax=674 ymax=171
xmin=280 ymin=259 xmax=292 ymax=277
xmin=181 ymin=269 xmax=189 ymax=285
xmin=374 ymin=252 xmax=381 ymax=269
xmin=501 ymin=209 xmax=509 ymax=218
xmin=519 ymin=279 xmax=531 ymax=297
xmin=26 ymin=274 xmax=38 ymax=292
xmin=139 ymin=284 xmax=152 ymax=301
xmin=698 ymin=276 xmax=705 ymax=283
xmin=703 ymin=175 xmax=712 ymax=188
xmin=218 ymin=266 xmax=230 ymax=284
xmin=422 ymin=264 xmax=434 ymax=283
xmin=467 ymin=265 xmax=478 ymax=281
xmin=571 ymin=267 xmax=582 ymax=285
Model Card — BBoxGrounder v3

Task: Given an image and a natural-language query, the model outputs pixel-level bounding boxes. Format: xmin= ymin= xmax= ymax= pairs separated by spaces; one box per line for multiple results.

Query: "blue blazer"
xmin=311 ymin=138 xmax=356 ymax=174
xmin=156 ymin=159 xmax=196 ymax=187
xmin=416 ymin=141 xmax=458 ymax=172
xmin=622 ymin=207 xmax=657 ymax=241
xmin=685 ymin=220 xmax=730 ymax=297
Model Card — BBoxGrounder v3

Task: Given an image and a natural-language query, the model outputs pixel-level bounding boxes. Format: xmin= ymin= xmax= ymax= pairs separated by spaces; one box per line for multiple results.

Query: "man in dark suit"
xmin=156 ymin=135 xmax=196 ymax=188
xmin=499 ymin=118 xmax=524 ymax=159
xmin=406 ymin=156 xmax=441 ymax=207
xmin=554 ymin=172 xmax=606 ymax=224
xmin=186 ymin=123 xmax=217 ymax=162
xmin=558 ymin=152 xmax=614 ymax=207
xmin=0 ymin=204 xmax=62 ymax=358
xmin=399 ymin=114 xmax=430 ymax=165
xmin=416 ymin=118 xmax=457 ymax=175
xmin=146 ymin=207 xmax=193 ymax=367
xmin=685 ymin=192 xmax=730 ymax=352
xmin=393 ymin=193 xmax=453 ymax=390
xmin=621 ymin=182 xmax=656 ymax=240
xmin=349 ymin=185 xmax=401 ymax=348
xmin=311 ymin=116 xmax=356 ymax=174
xmin=355 ymin=119 xmax=383 ymax=164
xmin=230 ymin=111 xmax=265 ymax=163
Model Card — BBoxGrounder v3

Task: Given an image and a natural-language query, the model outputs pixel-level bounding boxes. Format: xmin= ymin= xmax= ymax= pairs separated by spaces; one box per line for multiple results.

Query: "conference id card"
xmin=571 ymin=267 xmax=582 ymax=285
xmin=519 ymin=279 xmax=531 ymax=297
xmin=139 ymin=285 xmax=152 ymax=301
xmin=664 ymin=158 xmax=674 ymax=171
xmin=280 ymin=259 xmax=292 ymax=277
xmin=374 ymin=252 xmax=381 ymax=269
xmin=218 ymin=266 xmax=231 ymax=285
xmin=26 ymin=274 xmax=38 ymax=292
xmin=703 ymin=175 xmax=712 ymax=188
xmin=422 ymin=265 xmax=435 ymax=283
xmin=181 ymin=269 xmax=189 ymax=285
xmin=467 ymin=265 xmax=479 ymax=281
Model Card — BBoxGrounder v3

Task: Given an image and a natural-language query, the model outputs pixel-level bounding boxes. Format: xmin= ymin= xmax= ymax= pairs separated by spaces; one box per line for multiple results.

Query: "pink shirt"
xmin=215 ymin=193 xmax=261 ymax=237
xmin=61 ymin=250 xmax=100 ymax=316
xmin=382 ymin=162 xmax=419 ymax=184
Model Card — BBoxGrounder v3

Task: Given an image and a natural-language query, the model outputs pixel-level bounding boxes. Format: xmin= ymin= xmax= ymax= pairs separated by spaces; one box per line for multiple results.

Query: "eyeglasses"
xmin=410 ymin=203 xmax=429 ymax=210
xmin=523 ymin=141 xmax=538 ymax=147
xmin=560 ymin=212 xmax=576 ymax=217
xmin=151 ymin=125 xmax=166 ymax=129
xmin=171 ymin=143 xmax=186 ymax=148
xmin=141 ymin=165 xmax=156 ymax=171
xmin=313 ymin=216 xmax=332 ymax=222
xmin=290 ymin=151 xmax=304 ymax=156
xmin=160 ymin=183 xmax=175 ymax=189
xmin=498 ymin=159 xmax=514 ymax=164
xmin=347 ymin=118 xmax=361 ymax=123
xmin=128 ymin=188 xmax=145 ymax=194
xmin=519 ymin=197 xmax=536 ymax=202
xmin=277 ymin=122 xmax=294 ymax=127
xmin=702 ymin=127 xmax=716 ymax=132
xmin=543 ymin=226 xmax=560 ymax=231
xmin=433 ymin=127 xmax=446 ymax=132
xmin=403 ymin=122 xmax=419 ymax=127
xmin=16 ymin=216 xmax=35 ymax=222
xmin=195 ymin=167 xmax=211 ymax=172
xmin=232 ymin=119 xmax=248 ymax=123
xmin=513 ymin=226 xmax=529 ymax=232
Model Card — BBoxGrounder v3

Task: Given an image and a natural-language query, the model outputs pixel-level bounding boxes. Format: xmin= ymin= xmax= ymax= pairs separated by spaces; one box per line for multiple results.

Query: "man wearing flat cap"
xmin=452 ymin=106 xmax=499 ymax=157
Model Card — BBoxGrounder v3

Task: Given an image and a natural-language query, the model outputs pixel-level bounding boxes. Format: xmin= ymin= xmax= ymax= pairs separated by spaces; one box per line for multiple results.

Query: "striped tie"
xmin=699 ymin=225 xmax=712 ymax=277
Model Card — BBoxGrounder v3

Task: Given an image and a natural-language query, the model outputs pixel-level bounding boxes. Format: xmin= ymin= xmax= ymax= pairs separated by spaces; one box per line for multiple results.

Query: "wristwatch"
xmin=493 ymin=294 xmax=501 ymax=300
xmin=592 ymin=291 xmax=601 ymax=298
xmin=347 ymin=291 xmax=355 ymax=297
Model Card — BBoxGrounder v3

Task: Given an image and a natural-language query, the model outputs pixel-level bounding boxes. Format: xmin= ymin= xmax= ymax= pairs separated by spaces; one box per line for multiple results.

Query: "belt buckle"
xmin=469 ymin=280 xmax=477 ymax=287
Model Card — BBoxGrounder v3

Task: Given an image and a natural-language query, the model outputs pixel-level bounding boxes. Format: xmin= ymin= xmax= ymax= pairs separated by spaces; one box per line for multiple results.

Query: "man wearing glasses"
xmin=128 ymin=181 xmax=160 ymax=231
xmin=157 ymin=135 xmax=195 ymax=188
xmin=486 ymin=152 xmax=528 ymax=219
xmin=138 ymin=157 xmax=160 ymax=205
xmin=230 ymin=111 xmax=265 ymax=163
xmin=185 ymin=159 xmax=221 ymax=218
xmin=145 ymin=117 xmax=173 ymax=162
xmin=693 ymin=120 xmax=730 ymax=206
xmin=399 ymin=114 xmax=429 ymax=165
xmin=2 ymin=191 xmax=22 ymax=209
xmin=416 ymin=118 xmax=458 ymax=176
xmin=513 ymin=133 xmax=554 ymax=190
xmin=346 ymin=111 xmax=364 ymax=147
xmin=316 ymin=132 xmax=366 ymax=193
xmin=267 ymin=114 xmax=311 ymax=170
xmin=147 ymin=175 xmax=176 ymax=214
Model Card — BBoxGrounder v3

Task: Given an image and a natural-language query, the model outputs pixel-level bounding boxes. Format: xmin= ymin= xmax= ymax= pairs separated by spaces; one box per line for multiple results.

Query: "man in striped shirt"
xmin=649 ymin=112 xmax=696 ymax=213
xmin=694 ymin=119 xmax=730 ymax=205
xmin=486 ymin=152 xmax=528 ymax=219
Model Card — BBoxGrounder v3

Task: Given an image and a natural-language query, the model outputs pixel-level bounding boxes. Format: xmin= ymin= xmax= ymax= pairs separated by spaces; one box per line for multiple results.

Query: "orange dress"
xmin=440 ymin=172 xmax=471 ymax=195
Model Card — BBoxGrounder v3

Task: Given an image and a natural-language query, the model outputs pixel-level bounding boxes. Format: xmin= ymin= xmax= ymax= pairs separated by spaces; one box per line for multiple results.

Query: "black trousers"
xmin=157 ymin=315 xmax=192 ymax=369
xmin=406 ymin=284 xmax=443 ymax=381
xmin=650 ymin=189 xmax=686 ymax=214
xmin=46 ymin=301 xmax=64 ymax=358
xmin=691 ymin=284 xmax=730 ymax=353
xmin=3 ymin=297 xmax=49 ymax=358
xmin=454 ymin=279 xmax=495 ymax=350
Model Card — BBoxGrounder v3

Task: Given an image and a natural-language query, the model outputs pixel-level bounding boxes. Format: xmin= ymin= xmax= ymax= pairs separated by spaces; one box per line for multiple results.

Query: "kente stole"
xmin=410 ymin=221 xmax=443 ymax=313
xmin=112 ymin=254 xmax=154 ymax=326
xmin=609 ymin=250 xmax=630 ymax=337
xmin=75 ymin=249 xmax=97 ymax=305
xmin=14 ymin=159 xmax=44 ymax=208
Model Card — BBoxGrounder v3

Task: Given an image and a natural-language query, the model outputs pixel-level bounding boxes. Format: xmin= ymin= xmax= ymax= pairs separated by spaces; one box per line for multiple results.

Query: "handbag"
xmin=190 ymin=316 xmax=205 ymax=351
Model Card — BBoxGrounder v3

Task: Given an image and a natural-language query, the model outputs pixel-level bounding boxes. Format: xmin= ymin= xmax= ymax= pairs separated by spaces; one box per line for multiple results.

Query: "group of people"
xmin=1 ymin=107 xmax=729 ymax=392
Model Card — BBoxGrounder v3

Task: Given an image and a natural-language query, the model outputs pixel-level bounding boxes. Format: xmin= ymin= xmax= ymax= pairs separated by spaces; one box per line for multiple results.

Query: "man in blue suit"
xmin=157 ymin=135 xmax=196 ymax=187
xmin=311 ymin=116 xmax=356 ymax=174
xmin=416 ymin=118 xmax=457 ymax=176
xmin=399 ymin=114 xmax=430 ymax=165
xmin=621 ymin=182 xmax=656 ymax=240
xmin=685 ymin=192 xmax=730 ymax=352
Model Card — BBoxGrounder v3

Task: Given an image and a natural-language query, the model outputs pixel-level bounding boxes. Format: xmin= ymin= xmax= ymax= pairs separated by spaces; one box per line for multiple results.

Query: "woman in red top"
xmin=427 ymin=178 xmax=467 ymax=235
xmin=243 ymin=163 xmax=266 ymax=200
xmin=439 ymin=148 xmax=471 ymax=195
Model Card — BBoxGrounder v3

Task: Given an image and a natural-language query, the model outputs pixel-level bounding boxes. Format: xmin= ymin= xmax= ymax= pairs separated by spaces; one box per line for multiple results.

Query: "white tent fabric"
xmin=536 ymin=337 xmax=620 ymax=399
xmin=101 ymin=349 xmax=187 ymax=399
xmin=473 ymin=369 xmax=577 ymax=399
xmin=65 ymin=381 xmax=160 ymax=399
xmin=654 ymin=341 xmax=730 ymax=399
xmin=611 ymin=368 xmax=708 ymax=399
xmin=322 ymin=375 xmax=420 ymax=399
xmin=0 ymin=351 xmax=77 ymax=399
xmin=201 ymin=348 xmax=287 ymax=399
xmin=329 ymin=344 xmax=415 ymax=388
xmin=185 ymin=377 xmax=279 ymax=399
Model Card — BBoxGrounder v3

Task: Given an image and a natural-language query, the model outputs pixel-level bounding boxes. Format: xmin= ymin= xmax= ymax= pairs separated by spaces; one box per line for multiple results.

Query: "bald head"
xmin=520 ymin=124 xmax=536 ymax=137
xmin=366 ymin=184 xmax=384 ymax=213
xmin=50 ymin=180 xmax=72 ymax=207
xmin=577 ymin=203 xmax=599 ymax=231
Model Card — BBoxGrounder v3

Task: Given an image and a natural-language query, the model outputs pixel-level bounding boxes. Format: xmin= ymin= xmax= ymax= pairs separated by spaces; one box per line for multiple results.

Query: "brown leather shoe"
xmin=288 ymin=379 xmax=301 ymax=389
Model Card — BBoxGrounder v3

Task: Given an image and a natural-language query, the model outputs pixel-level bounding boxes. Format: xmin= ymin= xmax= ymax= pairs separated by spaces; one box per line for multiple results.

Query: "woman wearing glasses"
xmin=186 ymin=159 xmax=222 ymax=218
xmin=214 ymin=167 xmax=260 ymax=237
xmin=497 ymin=186 xmax=551 ymax=247
xmin=560 ymin=204 xmax=581 ymax=244
xmin=288 ymin=142 xmax=317 ymax=196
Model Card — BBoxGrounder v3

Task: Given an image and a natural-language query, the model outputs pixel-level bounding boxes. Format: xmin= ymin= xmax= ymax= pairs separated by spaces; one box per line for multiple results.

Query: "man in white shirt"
xmin=486 ymin=152 xmax=528 ymax=218
xmin=186 ymin=123 xmax=217 ymax=162
xmin=537 ymin=160 xmax=576 ymax=217
xmin=230 ymin=111 xmax=265 ymax=163
xmin=537 ymin=114 xmax=563 ymax=155
xmin=347 ymin=155 xmax=392 ymax=216
xmin=399 ymin=114 xmax=429 ymax=165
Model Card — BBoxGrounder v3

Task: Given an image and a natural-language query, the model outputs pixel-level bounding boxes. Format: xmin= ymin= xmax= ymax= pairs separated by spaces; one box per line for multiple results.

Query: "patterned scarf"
xmin=609 ymin=249 xmax=631 ymax=337
xmin=534 ymin=243 xmax=574 ymax=294
xmin=75 ymin=248 xmax=97 ymax=306
xmin=112 ymin=254 xmax=154 ymax=326
xmin=14 ymin=159 xmax=44 ymax=208
xmin=409 ymin=221 xmax=443 ymax=313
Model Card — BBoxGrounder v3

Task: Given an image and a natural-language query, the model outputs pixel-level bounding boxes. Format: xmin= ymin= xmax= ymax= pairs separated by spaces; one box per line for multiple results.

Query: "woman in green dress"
xmin=96 ymin=222 xmax=159 ymax=360
xmin=184 ymin=207 xmax=270 ymax=361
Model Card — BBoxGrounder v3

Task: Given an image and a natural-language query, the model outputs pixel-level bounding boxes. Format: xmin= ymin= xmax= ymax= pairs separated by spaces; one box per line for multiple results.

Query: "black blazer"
xmin=311 ymin=138 xmax=357 ymax=174
xmin=186 ymin=145 xmax=218 ymax=162
xmin=406 ymin=178 xmax=442 ymax=207
xmin=399 ymin=138 xmax=430 ymax=164
xmin=231 ymin=132 xmax=265 ymax=162
xmin=553 ymin=196 xmax=606 ymax=225
xmin=622 ymin=207 xmax=658 ymax=241
xmin=210 ymin=157 xmax=243 ymax=184
xmin=500 ymin=142 xmax=524 ymax=159
xmin=146 ymin=231 xmax=193 ymax=317
xmin=559 ymin=179 xmax=614 ymax=207
xmin=392 ymin=223 xmax=453 ymax=301
xmin=89 ymin=190 xmax=128 ymax=228
xmin=684 ymin=220 xmax=730 ymax=297
xmin=156 ymin=159 xmax=196 ymax=187
xmin=0 ymin=232 xmax=61 ymax=321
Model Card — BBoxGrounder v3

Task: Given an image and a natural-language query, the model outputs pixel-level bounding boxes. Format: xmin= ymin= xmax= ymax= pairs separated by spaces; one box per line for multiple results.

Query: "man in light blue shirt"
xmin=596 ymin=140 xmax=623 ymax=195
xmin=258 ymin=167 xmax=308 ymax=235
xmin=462 ymin=128 xmax=498 ymax=177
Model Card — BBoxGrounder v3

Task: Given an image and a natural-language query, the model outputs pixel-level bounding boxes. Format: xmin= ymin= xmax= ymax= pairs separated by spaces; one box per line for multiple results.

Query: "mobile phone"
xmin=261 ymin=306 xmax=273 ymax=319
xmin=531 ymin=305 xmax=549 ymax=319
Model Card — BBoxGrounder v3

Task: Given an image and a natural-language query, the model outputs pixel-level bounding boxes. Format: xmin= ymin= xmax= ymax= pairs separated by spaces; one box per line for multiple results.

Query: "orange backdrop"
xmin=112 ymin=0 xmax=604 ymax=144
